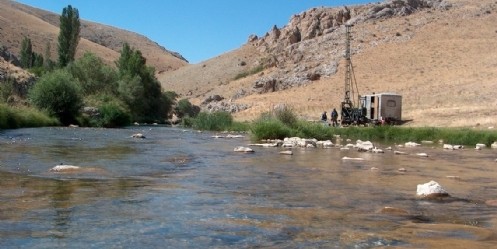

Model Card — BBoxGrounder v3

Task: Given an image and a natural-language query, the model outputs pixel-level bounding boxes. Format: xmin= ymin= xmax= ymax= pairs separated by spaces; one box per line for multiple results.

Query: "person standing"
xmin=331 ymin=108 xmax=338 ymax=127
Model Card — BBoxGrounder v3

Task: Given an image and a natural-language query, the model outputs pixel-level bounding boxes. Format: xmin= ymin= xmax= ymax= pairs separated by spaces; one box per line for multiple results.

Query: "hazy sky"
xmin=15 ymin=0 xmax=373 ymax=64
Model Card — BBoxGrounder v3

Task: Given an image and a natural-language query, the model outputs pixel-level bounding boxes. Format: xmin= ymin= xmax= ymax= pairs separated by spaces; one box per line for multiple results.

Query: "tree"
xmin=29 ymin=69 xmax=83 ymax=125
xmin=68 ymin=52 xmax=118 ymax=95
xmin=176 ymin=99 xmax=200 ymax=118
xmin=58 ymin=5 xmax=80 ymax=67
xmin=116 ymin=43 xmax=171 ymax=122
xmin=20 ymin=36 xmax=33 ymax=68
xmin=44 ymin=42 xmax=55 ymax=70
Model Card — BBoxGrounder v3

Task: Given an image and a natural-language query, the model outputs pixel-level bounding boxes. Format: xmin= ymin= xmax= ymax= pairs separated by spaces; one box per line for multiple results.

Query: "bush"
xmin=176 ymin=98 xmax=200 ymax=118
xmin=97 ymin=102 xmax=131 ymax=128
xmin=192 ymin=111 xmax=233 ymax=131
xmin=292 ymin=120 xmax=333 ymax=140
xmin=29 ymin=69 xmax=83 ymax=125
xmin=274 ymin=105 xmax=298 ymax=127
xmin=68 ymin=52 xmax=118 ymax=95
xmin=233 ymin=64 xmax=264 ymax=80
xmin=0 ymin=104 xmax=59 ymax=129
xmin=251 ymin=118 xmax=292 ymax=141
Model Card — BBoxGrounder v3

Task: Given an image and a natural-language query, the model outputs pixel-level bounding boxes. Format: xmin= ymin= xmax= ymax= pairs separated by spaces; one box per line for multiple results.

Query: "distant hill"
xmin=0 ymin=0 xmax=188 ymax=73
xmin=159 ymin=0 xmax=497 ymax=127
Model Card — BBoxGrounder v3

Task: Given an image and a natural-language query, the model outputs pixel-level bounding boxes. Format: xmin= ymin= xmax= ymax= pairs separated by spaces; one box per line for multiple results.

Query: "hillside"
xmin=0 ymin=0 xmax=188 ymax=73
xmin=159 ymin=0 xmax=497 ymax=127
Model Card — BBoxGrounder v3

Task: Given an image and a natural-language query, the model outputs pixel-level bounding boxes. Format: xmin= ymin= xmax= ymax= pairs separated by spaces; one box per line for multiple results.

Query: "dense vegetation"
xmin=1 ymin=4 xmax=196 ymax=129
xmin=181 ymin=107 xmax=497 ymax=147
xmin=0 ymin=104 xmax=59 ymax=129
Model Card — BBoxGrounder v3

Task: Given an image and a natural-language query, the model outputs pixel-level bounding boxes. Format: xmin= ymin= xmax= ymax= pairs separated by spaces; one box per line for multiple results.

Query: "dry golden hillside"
xmin=160 ymin=0 xmax=497 ymax=128
xmin=0 ymin=0 xmax=187 ymax=73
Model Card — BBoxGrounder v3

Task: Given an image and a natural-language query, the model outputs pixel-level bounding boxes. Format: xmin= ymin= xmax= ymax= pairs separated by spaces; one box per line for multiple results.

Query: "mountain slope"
xmin=0 ymin=0 xmax=187 ymax=73
xmin=159 ymin=0 xmax=497 ymax=127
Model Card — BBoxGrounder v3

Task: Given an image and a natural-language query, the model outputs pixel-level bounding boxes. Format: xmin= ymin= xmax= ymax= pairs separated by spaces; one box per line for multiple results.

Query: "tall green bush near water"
xmin=28 ymin=69 xmax=83 ymax=125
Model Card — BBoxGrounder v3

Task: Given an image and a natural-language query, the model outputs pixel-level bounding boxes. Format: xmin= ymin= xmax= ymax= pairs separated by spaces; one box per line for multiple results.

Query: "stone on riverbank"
xmin=416 ymin=153 xmax=429 ymax=157
xmin=416 ymin=180 xmax=449 ymax=198
xmin=491 ymin=142 xmax=497 ymax=149
xmin=405 ymin=142 xmax=421 ymax=147
xmin=234 ymin=146 xmax=254 ymax=153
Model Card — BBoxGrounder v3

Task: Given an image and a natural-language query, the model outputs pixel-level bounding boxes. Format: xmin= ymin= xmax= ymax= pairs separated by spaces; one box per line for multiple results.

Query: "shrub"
xmin=251 ymin=118 xmax=292 ymax=141
xmin=0 ymin=104 xmax=59 ymax=129
xmin=68 ymin=52 xmax=118 ymax=95
xmin=292 ymin=121 xmax=333 ymax=140
xmin=28 ymin=69 xmax=83 ymax=125
xmin=97 ymin=101 xmax=131 ymax=128
xmin=192 ymin=111 xmax=233 ymax=131
xmin=274 ymin=105 xmax=298 ymax=128
xmin=233 ymin=64 xmax=264 ymax=80
xmin=176 ymin=98 xmax=200 ymax=118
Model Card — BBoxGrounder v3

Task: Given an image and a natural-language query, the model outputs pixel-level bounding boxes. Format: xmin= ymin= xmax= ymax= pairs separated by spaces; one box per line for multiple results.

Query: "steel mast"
xmin=343 ymin=24 xmax=359 ymax=108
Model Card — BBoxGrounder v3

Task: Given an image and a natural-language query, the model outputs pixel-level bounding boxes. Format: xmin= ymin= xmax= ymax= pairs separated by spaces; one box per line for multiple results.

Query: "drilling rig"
xmin=340 ymin=24 xmax=368 ymax=126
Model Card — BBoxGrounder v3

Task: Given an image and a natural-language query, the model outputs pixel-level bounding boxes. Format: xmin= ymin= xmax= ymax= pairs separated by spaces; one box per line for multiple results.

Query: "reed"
xmin=330 ymin=126 xmax=497 ymax=146
xmin=192 ymin=111 xmax=233 ymax=131
xmin=0 ymin=104 xmax=59 ymax=129
xmin=249 ymin=108 xmax=497 ymax=146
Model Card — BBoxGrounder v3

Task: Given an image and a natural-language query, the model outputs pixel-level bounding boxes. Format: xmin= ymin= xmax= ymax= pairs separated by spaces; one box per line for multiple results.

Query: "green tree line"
xmin=1 ymin=4 xmax=199 ymax=129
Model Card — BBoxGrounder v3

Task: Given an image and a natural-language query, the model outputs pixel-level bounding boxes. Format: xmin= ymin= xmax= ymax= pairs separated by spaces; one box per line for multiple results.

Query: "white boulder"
xmin=416 ymin=153 xmax=429 ymax=157
xmin=416 ymin=180 xmax=449 ymax=198
xmin=50 ymin=165 xmax=80 ymax=172
xmin=233 ymin=146 xmax=254 ymax=153
xmin=491 ymin=142 xmax=497 ymax=149
xmin=372 ymin=147 xmax=384 ymax=153
xmin=405 ymin=142 xmax=421 ymax=147
xmin=443 ymin=144 xmax=454 ymax=150
xmin=131 ymin=133 xmax=146 ymax=139
xmin=316 ymin=140 xmax=334 ymax=148
xmin=356 ymin=140 xmax=374 ymax=151
xmin=279 ymin=150 xmax=293 ymax=155
xmin=475 ymin=144 xmax=487 ymax=150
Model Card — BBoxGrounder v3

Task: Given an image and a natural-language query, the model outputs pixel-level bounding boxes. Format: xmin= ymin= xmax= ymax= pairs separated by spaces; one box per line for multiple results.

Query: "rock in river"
xmin=416 ymin=180 xmax=449 ymax=198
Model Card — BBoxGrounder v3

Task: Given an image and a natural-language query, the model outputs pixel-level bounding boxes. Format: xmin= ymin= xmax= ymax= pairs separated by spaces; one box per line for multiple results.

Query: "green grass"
xmin=248 ymin=109 xmax=497 ymax=146
xmin=191 ymin=111 xmax=234 ymax=131
xmin=0 ymin=104 xmax=59 ymax=129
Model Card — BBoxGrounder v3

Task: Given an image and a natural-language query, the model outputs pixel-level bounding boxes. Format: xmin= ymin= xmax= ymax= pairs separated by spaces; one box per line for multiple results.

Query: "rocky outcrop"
xmin=234 ymin=0 xmax=452 ymax=107
xmin=0 ymin=55 xmax=36 ymax=103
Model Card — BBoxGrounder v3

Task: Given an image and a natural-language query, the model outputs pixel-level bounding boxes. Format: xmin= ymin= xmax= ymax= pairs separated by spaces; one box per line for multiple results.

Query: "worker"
xmin=321 ymin=111 xmax=328 ymax=123
xmin=331 ymin=108 xmax=338 ymax=127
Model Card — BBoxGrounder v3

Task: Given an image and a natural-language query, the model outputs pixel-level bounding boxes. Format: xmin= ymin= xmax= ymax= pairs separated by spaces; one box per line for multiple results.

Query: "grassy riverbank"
xmin=188 ymin=110 xmax=497 ymax=146
xmin=0 ymin=104 xmax=59 ymax=129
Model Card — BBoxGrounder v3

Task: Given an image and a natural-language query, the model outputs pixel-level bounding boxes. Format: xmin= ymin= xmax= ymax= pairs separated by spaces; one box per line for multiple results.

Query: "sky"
xmin=15 ymin=0 xmax=373 ymax=64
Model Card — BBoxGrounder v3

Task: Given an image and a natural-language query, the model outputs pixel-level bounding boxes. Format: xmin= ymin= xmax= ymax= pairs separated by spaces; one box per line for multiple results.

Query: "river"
xmin=0 ymin=127 xmax=496 ymax=248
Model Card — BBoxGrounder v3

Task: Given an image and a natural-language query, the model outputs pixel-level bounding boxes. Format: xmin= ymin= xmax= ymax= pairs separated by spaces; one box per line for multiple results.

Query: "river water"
xmin=0 ymin=127 xmax=497 ymax=248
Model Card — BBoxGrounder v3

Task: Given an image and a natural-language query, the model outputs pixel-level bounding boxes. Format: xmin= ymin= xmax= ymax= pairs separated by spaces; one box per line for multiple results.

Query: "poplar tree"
xmin=57 ymin=5 xmax=80 ymax=67
xmin=20 ymin=36 xmax=33 ymax=68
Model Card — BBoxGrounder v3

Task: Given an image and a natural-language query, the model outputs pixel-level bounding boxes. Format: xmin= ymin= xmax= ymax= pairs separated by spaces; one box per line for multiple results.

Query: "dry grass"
xmin=159 ymin=0 xmax=497 ymax=128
